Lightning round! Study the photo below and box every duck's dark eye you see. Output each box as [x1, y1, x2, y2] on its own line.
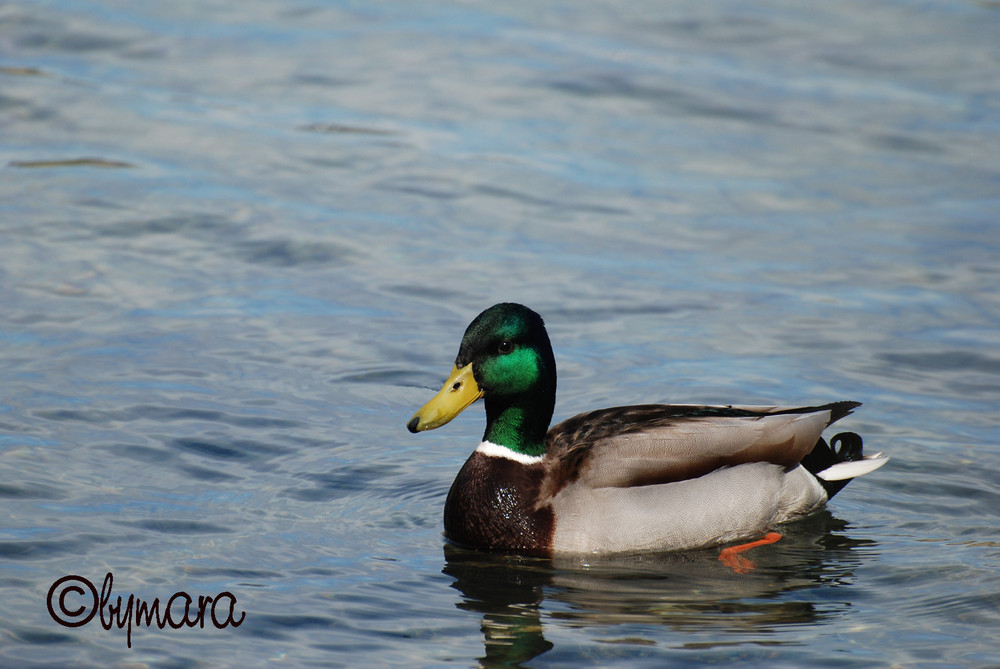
[497, 341, 513, 354]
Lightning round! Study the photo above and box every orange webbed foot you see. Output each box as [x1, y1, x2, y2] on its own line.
[718, 531, 782, 574]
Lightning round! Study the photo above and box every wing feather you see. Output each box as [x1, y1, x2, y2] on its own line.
[543, 403, 858, 493]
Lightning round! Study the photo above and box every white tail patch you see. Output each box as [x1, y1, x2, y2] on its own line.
[817, 453, 889, 481]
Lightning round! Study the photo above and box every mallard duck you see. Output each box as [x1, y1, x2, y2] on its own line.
[407, 303, 888, 558]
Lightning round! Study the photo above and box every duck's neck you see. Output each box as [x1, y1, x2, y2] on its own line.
[482, 393, 553, 457]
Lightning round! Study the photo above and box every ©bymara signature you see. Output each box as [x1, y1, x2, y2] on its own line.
[47, 572, 245, 648]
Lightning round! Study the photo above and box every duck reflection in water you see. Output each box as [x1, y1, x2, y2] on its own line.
[442, 511, 877, 667]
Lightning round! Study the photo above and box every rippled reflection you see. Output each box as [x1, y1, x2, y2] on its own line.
[444, 511, 875, 666]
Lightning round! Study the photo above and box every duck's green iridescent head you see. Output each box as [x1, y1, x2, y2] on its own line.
[407, 303, 557, 456]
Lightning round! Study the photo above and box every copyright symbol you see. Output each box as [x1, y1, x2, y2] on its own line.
[47, 575, 98, 627]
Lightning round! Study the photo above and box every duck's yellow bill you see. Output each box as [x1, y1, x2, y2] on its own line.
[407, 363, 483, 433]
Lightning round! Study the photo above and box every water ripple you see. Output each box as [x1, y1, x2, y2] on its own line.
[34, 405, 300, 430]
[118, 520, 234, 534]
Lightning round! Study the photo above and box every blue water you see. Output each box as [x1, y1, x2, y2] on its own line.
[2, 1, 1000, 666]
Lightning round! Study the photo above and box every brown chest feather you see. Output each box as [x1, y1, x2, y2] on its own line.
[443, 452, 554, 556]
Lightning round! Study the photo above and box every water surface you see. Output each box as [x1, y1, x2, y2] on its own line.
[2, 1, 999, 667]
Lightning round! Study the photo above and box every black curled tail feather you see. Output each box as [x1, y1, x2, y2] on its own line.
[801, 431, 864, 499]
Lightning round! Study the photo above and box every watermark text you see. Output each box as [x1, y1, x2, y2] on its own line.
[47, 573, 245, 648]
